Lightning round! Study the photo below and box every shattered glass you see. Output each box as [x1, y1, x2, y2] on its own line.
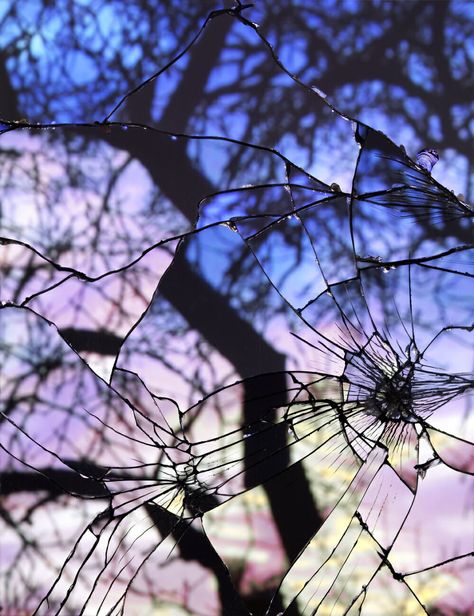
[1, 2, 473, 615]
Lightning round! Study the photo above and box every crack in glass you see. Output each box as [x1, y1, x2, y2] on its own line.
[0, 2, 473, 615]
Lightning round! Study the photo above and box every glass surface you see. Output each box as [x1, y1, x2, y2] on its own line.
[1, 2, 473, 615]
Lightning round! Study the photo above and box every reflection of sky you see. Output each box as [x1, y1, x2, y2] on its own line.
[3, 243, 472, 605]
[1, 3, 473, 614]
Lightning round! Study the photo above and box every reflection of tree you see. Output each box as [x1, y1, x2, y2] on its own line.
[0, 2, 473, 614]
[257, 2, 472, 156]
[2, 1, 472, 178]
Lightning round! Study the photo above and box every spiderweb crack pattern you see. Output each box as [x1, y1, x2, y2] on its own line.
[0, 2, 473, 615]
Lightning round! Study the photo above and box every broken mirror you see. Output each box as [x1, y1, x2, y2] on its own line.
[1, 1, 473, 615]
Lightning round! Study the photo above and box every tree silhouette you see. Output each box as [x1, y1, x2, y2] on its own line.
[1, 1, 473, 614]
